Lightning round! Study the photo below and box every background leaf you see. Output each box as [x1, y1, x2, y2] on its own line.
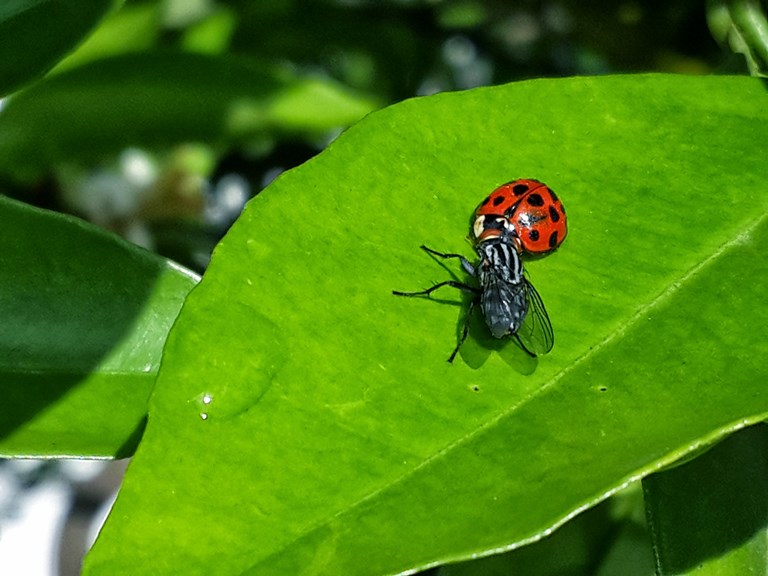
[0, 51, 380, 182]
[49, 2, 161, 73]
[438, 487, 654, 576]
[0, 0, 114, 96]
[0, 195, 199, 457]
[84, 74, 768, 575]
[643, 424, 768, 575]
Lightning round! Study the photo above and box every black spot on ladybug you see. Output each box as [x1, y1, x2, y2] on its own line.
[529, 229, 540, 242]
[493, 195, 505, 206]
[512, 184, 529, 196]
[481, 195, 491, 206]
[548, 231, 559, 249]
[547, 187, 560, 203]
[526, 193, 544, 207]
[549, 205, 560, 222]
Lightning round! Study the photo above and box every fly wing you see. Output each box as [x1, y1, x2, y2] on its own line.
[515, 277, 554, 356]
[480, 273, 527, 340]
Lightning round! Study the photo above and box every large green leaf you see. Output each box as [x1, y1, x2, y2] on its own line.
[0, 0, 114, 97]
[0, 51, 380, 181]
[84, 75, 768, 574]
[0, 195, 198, 457]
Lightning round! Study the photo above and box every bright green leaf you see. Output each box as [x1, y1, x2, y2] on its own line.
[0, 0, 114, 96]
[181, 7, 237, 55]
[643, 424, 768, 575]
[0, 195, 199, 457]
[0, 52, 381, 182]
[49, 3, 161, 74]
[85, 75, 768, 575]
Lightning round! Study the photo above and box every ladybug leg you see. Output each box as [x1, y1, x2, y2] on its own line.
[448, 298, 477, 363]
[419, 245, 476, 277]
[392, 280, 479, 298]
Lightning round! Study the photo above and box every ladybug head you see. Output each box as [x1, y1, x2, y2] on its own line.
[472, 215, 522, 250]
[472, 214, 506, 242]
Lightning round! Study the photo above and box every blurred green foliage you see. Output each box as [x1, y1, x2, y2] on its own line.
[0, 0, 748, 271]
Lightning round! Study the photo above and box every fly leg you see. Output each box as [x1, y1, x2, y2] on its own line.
[393, 245, 477, 297]
[448, 298, 477, 363]
[393, 281, 480, 363]
[392, 280, 478, 298]
[420, 245, 476, 277]
[393, 245, 481, 363]
[393, 283, 479, 363]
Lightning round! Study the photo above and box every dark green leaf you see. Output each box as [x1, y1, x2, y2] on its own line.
[440, 485, 654, 575]
[0, 195, 198, 457]
[0, 0, 113, 96]
[0, 52, 380, 181]
[643, 425, 768, 575]
[85, 75, 768, 575]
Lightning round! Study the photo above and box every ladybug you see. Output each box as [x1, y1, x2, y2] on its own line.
[392, 229, 554, 362]
[472, 179, 567, 255]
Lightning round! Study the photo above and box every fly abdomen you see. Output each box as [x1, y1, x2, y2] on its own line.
[480, 274, 528, 338]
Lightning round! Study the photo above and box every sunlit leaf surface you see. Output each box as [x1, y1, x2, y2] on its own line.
[85, 74, 768, 575]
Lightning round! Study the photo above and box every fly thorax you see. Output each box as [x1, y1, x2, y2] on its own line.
[477, 239, 523, 285]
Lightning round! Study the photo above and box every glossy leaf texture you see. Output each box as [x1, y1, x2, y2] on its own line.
[643, 425, 768, 575]
[85, 75, 768, 575]
[0, 195, 199, 457]
[0, 0, 113, 97]
[0, 51, 380, 181]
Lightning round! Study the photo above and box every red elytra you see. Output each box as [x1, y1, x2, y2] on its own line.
[472, 179, 567, 254]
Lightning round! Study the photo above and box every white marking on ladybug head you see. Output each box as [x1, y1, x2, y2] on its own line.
[472, 215, 486, 239]
[474, 215, 513, 243]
